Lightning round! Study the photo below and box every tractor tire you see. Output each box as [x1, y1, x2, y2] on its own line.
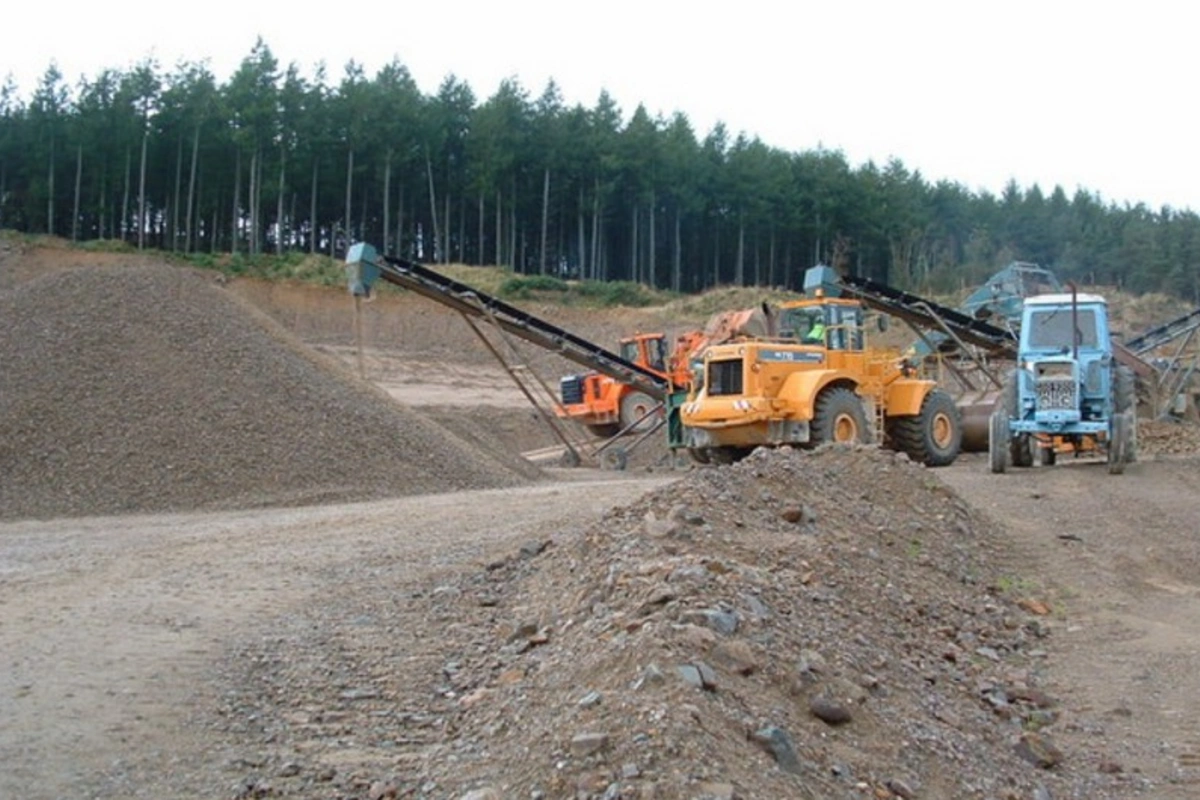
[1002, 368, 1020, 418]
[999, 369, 1033, 467]
[688, 447, 712, 465]
[1114, 365, 1136, 414]
[620, 391, 659, 432]
[988, 410, 1007, 473]
[889, 389, 962, 467]
[1010, 434, 1034, 467]
[1108, 411, 1130, 475]
[811, 387, 869, 446]
[1113, 366, 1138, 463]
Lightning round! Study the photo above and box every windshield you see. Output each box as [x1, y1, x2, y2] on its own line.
[1027, 308, 1099, 349]
[780, 308, 826, 342]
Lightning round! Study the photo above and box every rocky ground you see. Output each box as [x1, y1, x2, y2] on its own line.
[4, 238, 1200, 800]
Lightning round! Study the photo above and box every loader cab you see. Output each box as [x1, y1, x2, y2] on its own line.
[619, 333, 668, 374]
[778, 299, 865, 351]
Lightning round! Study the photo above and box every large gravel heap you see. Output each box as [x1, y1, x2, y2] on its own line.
[216, 446, 1145, 800]
[0, 264, 539, 520]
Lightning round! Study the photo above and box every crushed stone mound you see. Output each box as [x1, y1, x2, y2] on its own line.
[218, 446, 1135, 799]
[1138, 417, 1200, 456]
[0, 264, 540, 521]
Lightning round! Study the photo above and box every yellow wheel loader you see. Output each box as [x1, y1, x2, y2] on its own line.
[680, 278, 962, 467]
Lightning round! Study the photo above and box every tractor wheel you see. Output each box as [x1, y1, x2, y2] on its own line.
[688, 447, 712, 465]
[888, 389, 962, 467]
[1010, 434, 1034, 467]
[1000, 368, 1031, 467]
[1108, 412, 1130, 475]
[1113, 367, 1138, 463]
[811, 387, 869, 446]
[620, 391, 659, 432]
[988, 410, 1008, 473]
[586, 423, 621, 438]
[1114, 365, 1136, 414]
[1002, 368, 1020, 418]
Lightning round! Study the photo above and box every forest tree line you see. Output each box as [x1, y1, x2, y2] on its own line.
[2, 38, 1199, 300]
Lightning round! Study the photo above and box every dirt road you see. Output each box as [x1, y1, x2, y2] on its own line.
[0, 472, 675, 799]
[941, 452, 1200, 796]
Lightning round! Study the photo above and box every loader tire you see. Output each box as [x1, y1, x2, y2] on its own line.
[620, 391, 659, 432]
[889, 389, 962, 467]
[707, 446, 745, 465]
[812, 387, 869, 446]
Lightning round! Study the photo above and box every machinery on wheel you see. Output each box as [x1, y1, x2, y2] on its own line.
[679, 267, 963, 467]
[557, 331, 700, 436]
[988, 289, 1136, 474]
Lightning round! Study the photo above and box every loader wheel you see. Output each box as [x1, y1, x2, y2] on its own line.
[707, 446, 748, 465]
[988, 410, 1007, 473]
[688, 447, 712, 465]
[889, 389, 961, 467]
[812, 387, 869, 446]
[620, 391, 659, 432]
[1108, 411, 1130, 475]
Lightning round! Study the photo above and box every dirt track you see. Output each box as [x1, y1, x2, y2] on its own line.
[0, 473, 675, 799]
[941, 453, 1200, 797]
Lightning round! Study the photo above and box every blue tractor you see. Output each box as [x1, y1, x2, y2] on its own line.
[988, 290, 1136, 474]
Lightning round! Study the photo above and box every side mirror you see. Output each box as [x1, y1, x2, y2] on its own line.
[876, 316, 889, 333]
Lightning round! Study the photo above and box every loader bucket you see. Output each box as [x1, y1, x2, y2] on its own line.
[958, 391, 1002, 452]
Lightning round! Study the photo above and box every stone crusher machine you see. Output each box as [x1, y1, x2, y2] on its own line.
[343, 243, 680, 468]
[1121, 304, 1200, 418]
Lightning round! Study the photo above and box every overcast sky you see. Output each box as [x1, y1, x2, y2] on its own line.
[5, 1, 1197, 212]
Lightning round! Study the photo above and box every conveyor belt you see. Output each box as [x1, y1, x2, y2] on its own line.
[838, 274, 1017, 355]
[344, 243, 669, 400]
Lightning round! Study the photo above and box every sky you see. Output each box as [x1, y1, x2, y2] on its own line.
[5, 0, 1198, 213]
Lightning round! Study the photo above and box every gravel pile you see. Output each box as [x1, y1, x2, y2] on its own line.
[215, 446, 1142, 799]
[0, 264, 539, 521]
[1138, 417, 1200, 456]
